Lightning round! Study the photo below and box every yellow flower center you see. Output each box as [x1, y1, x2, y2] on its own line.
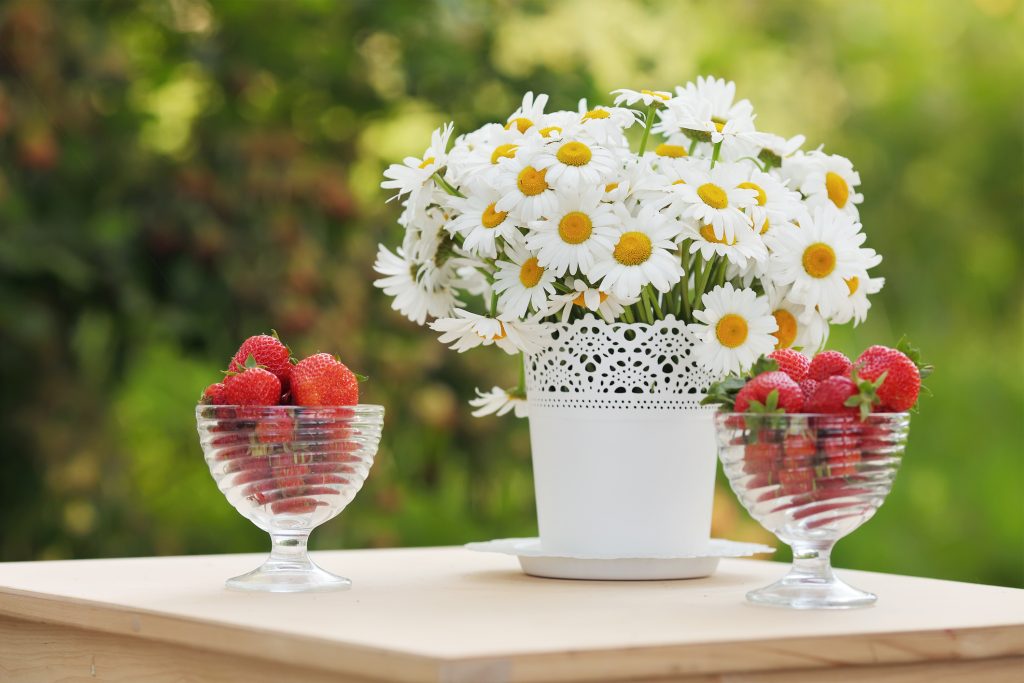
[759, 217, 770, 235]
[655, 143, 688, 158]
[699, 223, 736, 246]
[517, 166, 549, 196]
[505, 117, 533, 133]
[604, 182, 619, 192]
[582, 109, 610, 120]
[573, 291, 609, 307]
[825, 171, 849, 209]
[539, 126, 562, 138]
[418, 157, 435, 169]
[556, 141, 592, 166]
[672, 179, 686, 185]
[738, 181, 766, 206]
[772, 309, 797, 349]
[845, 276, 859, 295]
[697, 183, 729, 209]
[518, 257, 544, 288]
[711, 117, 726, 132]
[558, 211, 593, 244]
[490, 143, 518, 164]
[715, 313, 749, 348]
[802, 242, 837, 278]
[613, 231, 653, 266]
[481, 203, 508, 229]
[641, 89, 670, 100]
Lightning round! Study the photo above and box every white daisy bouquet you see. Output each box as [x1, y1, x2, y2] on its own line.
[376, 76, 883, 417]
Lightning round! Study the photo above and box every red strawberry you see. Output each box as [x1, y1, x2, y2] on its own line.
[798, 378, 818, 403]
[291, 353, 359, 406]
[229, 334, 292, 391]
[255, 414, 294, 444]
[744, 441, 781, 475]
[804, 375, 859, 414]
[223, 367, 281, 406]
[856, 345, 891, 369]
[768, 349, 810, 383]
[202, 382, 227, 405]
[824, 434, 862, 476]
[807, 351, 852, 381]
[778, 467, 815, 495]
[783, 433, 817, 468]
[271, 497, 321, 514]
[857, 347, 921, 412]
[734, 371, 804, 413]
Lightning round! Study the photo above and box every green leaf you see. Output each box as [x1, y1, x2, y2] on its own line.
[354, 373, 369, 383]
[896, 336, 935, 379]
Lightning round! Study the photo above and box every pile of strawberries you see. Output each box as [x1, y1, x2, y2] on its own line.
[201, 333, 360, 407]
[199, 334, 364, 515]
[707, 342, 930, 418]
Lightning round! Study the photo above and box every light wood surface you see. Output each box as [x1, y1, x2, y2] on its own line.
[0, 547, 1021, 682]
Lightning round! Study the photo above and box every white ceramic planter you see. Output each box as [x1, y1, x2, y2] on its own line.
[525, 315, 719, 558]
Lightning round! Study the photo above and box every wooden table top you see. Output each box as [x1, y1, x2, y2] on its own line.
[0, 546, 1022, 682]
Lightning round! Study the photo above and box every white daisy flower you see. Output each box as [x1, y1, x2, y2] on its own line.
[469, 387, 528, 418]
[447, 123, 525, 192]
[429, 310, 549, 354]
[493, 244, 557, 319]
[494, 150, 561, 223]
[740, 168, 803, 236]
[576, 100, 638, 145]
[380, 122, 454, 213]
[611, 88, 673, 108]
[766, 205, 879, 319]
[830, 270, 885, 326]
[447, 190, 523, 258]
[589, 207, 684, 299]
[373, 241, 458, 325]
[674, 76, 752, 124]
[764, 282, 829, 352]
[525, 187, 620, 276]
[505, 91, 549, 134]
[756, 133, 805, 169]
[532, 133, 619, 192]
[665, 162, 757, 242]
[545, 278, 638, 323]
[689, 283, 778, 376]
[680, 218, 767, 269]
[798, 151, 864, 217]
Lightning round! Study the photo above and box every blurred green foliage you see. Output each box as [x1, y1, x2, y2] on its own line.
[1, 0, 1021, 587]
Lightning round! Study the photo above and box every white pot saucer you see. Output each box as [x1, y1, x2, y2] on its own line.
[464, 538, 774, 581]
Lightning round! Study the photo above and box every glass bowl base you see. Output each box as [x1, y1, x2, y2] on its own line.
[747, 574, 876, 609]
[225, 561, 352, 593]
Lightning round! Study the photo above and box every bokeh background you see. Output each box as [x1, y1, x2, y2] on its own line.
[1, 0, 1021, 588]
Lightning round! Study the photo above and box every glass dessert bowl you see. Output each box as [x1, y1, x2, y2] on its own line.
[196, 404, 384, 592]
[715, 412, 909, 609]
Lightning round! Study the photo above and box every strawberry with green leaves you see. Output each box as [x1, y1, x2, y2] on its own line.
[734, 371, 804, 414]
[229, 332, 293, 392]
[856, 340, 927, 412]
[223, 357, 282, 406]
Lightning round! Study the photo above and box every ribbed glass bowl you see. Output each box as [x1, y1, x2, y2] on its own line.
[715, 412, 909, 609]
[196, 404, 384, 592]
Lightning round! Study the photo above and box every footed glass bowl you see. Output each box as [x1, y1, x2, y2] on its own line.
[196, 404, 384, 592]
[714, 412, 908, 609]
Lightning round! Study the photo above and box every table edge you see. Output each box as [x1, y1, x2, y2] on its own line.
[2, 584, 1023, 683]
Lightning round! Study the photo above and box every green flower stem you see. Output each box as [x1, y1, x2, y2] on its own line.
[646, 286, 664, 320]
[693, 254, 718, 310]
[637, 103, 657, 156]
[489, 290, 499, 317]
[680, 271, 692, 321]
[432, 171, 465, 198]
[621, 305, 635, 324]
[516, 353, 526, 395]
[688, 139, 698, 156]
[709, 140, 722, 170]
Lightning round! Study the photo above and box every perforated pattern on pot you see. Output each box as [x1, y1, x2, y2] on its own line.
[525, 315, 719, 411]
